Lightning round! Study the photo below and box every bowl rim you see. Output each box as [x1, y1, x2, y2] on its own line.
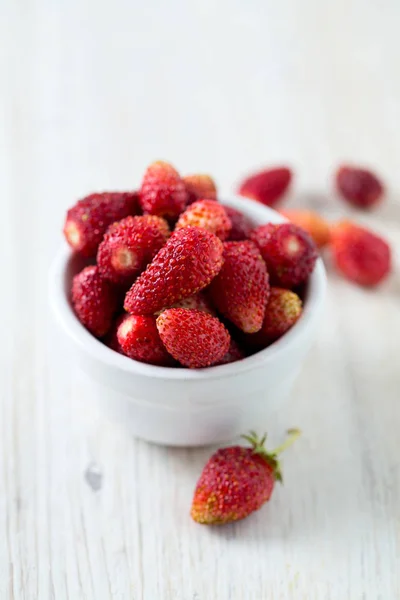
[49, 195, 327, 382]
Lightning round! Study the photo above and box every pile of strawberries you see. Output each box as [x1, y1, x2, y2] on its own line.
[64, 161, 320, 369]
[239, 164, 392, 287]
[64, 160, 392, 371]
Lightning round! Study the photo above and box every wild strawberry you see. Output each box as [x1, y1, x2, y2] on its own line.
[191, 429, 300, 524]
[176, 199, 232, 240]
[262, 287, 302, 340]
[251, 223, 317, 288]
[183, 174, 217, 205]
[238, 167, 292, 207]
[245, 288, 302, 349]
[64, 192, 139, 257]
[214, 339, 244, 366]
[117, 314, 174, 366]
[280, 209, 330, 248]
[71, 266, 118, 337]
[139, 161, 188, 219]
[335, 165, 384, 209]
[225, 206, 253, 241]
[97, 215, 169, 286]
[330, 221, 391, 287]
[156, 308, 230, 368]
[208, 241, 269, 333]
[124, 227, 224, 315]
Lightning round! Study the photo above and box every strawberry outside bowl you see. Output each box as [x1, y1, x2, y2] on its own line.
[49, 196, 326, 447]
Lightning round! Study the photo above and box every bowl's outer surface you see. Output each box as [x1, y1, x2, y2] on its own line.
[50, 196, 326, 445]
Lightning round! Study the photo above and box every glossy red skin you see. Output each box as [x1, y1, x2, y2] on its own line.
[183, 174, 217, 205]
[251, 223, 317, 288]
[124, 227, 224, 315]
[176, 199, 232, 241]
[117, 314, 174, 366]
[139, 161, 188, 219]
[225, 206, 253, 241]
[156, 308, 230, 368]
[191, 446, 275, 524]
[331, 221, 391, 287]
[336, 165, 384, 209]
[64, 191, 139, 257]
[238, 167, 292, 207]
[208, 241, 270, 333]
[71, 266, 118, 337]
[245, 287, 302, 349]
[97, 215, 169, 285]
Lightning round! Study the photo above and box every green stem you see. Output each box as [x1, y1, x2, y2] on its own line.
[270, 428, 301, 456]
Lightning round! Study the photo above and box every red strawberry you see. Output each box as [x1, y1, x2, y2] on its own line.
[183, 174, 217, 205]
[139, 161, 188, 219]
[71, 266, 118, 337]
[97, 215, 169, 285]
[238, 167, 292, 207]
[245, 287, 302, 349]
[280, 209, 330, 248]
[330, 221, 391, 287]
[156, 308, 230, 368]
[214, 339, 244, 366]
[176, 199, 232, 240]
[124, 227, 224, 315]
[64, 191, 139, 257]
[335, 165, 384, 209]
[191, 429, 300, 524]
[225, 206, 253, 241]
[208, 241, 269, 333]
[117, 314, 174, 366]
[251, 223, 317, 288]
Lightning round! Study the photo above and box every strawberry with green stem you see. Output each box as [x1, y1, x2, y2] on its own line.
[191, 429, 301, 525]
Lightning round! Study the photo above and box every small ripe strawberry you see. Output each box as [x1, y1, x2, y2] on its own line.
[64, 191, 139, 257]
[71, 266, 118, 337]
[97, 215, 169, 286]
[335, 165, 384, 209]
[238, 167, 292, 207]
[208, 241, 269, 333]
[124, 227, 224, 315]
[280, 209, 330, 248]
[139, 161, 188, 219]
[225, 206, 253, 241]
[261, 287, 302, 341]
[330, 221, 391, 287]
[245, 288, 302, 349]
[183, 174, 217, 205]
[191, 429, 300, 524]
[156, 309, 230, 368]
[214, 339, 244, 366]
[251, 223, 317, 288]
[176, 199, 232, 240]
[117, 314, 174, 366]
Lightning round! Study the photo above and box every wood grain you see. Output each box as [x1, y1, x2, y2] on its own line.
[1, 0, 400, 598]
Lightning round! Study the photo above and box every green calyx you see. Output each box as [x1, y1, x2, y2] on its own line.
[241, 428, 301, 483]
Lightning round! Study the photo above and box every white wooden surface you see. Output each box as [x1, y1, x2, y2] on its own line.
[1, 1, 400, 598]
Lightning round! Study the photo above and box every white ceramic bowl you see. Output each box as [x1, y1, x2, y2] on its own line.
[49, 196, 326, 446]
